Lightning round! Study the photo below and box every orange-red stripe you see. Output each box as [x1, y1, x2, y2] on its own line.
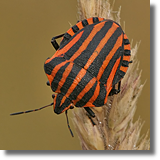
[60, 103, 73, 113]
[124, 44, 131, 50]
[45, 31, 84, 84]
[123, 55, 130, 61]
[60, 96, 67, 107]
[70, 21, 106, 61]
[104, 56, 121, 103]
[88, 81, 100, 104]
[119, 66, 128, 73]
[66, 68, 87, 96]
[61, 21, 106, 105]
[98, 17, 105, 21]
[84, 22, 119, 70]
[72, 78, 96, 104]
[60, 68, 87, 106]
[46, 61, 67, 85]
[46, 21, 108, 87]
[87, 17, 93, 24]
[97, 33, 123, 81]
[83, 102, 96, 108]
[76, 21, 84, 30]
[45, 31, 84, 64]
[53, 94, 57, 110]
[123, 34, 128, 39]
[67, 28, 75, 36]
[55, 62, 74, 93]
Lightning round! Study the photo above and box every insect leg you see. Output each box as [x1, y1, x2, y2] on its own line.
[51, 33, 64, 50]
[84, 107, 95, 117]
[117, 80, 121, 92]
[88, 115, 96, 125]
[109, 81, 121, 96]
[84, 107, 96, 125]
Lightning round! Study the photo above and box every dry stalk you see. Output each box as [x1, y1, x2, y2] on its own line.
[72, 0, 150, 150]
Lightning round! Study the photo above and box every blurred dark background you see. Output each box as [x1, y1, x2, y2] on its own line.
[0, 0, 150, 150]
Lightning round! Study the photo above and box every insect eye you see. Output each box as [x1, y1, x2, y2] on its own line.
[70, 105, 74, 109]
[52, 94, 55, 99]
[46, 81, 50, 86]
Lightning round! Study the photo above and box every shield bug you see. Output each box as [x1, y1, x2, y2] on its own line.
[10, 17, 131, 137]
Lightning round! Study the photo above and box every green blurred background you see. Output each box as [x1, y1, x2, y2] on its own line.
[0, 0, 150, 150]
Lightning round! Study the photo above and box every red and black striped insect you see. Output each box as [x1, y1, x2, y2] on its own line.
[11, 17, 131, 137]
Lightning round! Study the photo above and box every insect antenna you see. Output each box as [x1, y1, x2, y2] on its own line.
[10, 103, 54, 116]
[10, 103, 74, 137]
[65, 110, 74, 137]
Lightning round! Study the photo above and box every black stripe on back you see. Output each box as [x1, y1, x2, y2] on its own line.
[54, 93, 71, 114]
[44, 57, 65, 75]
[59, 27, 94, 60]
[82, 19, 89, 27]
[73, 20, 113, 69]
[93, 17, 99, 23]
[99, 46, 123, 85]
[72, 25, 79, 33]
[51, 62, 70, 92]
[114, 70, 125, 80]
[60, 17, 106, 49]
[123, 38, 130, 44]
[93, 83, 107, 107]
[112, 41, 131, 85]
[124, 50, 131, 56]
[60, 33, 72, 45]
[69, 70, 93, 101]
[87, 26, 122, 79]
[55, 94, 63, 110]
[75, 80, 97, 107]
[112, 43, 126, 86]
[60, 63, 82, 95]
[122, 60, 129, 67]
